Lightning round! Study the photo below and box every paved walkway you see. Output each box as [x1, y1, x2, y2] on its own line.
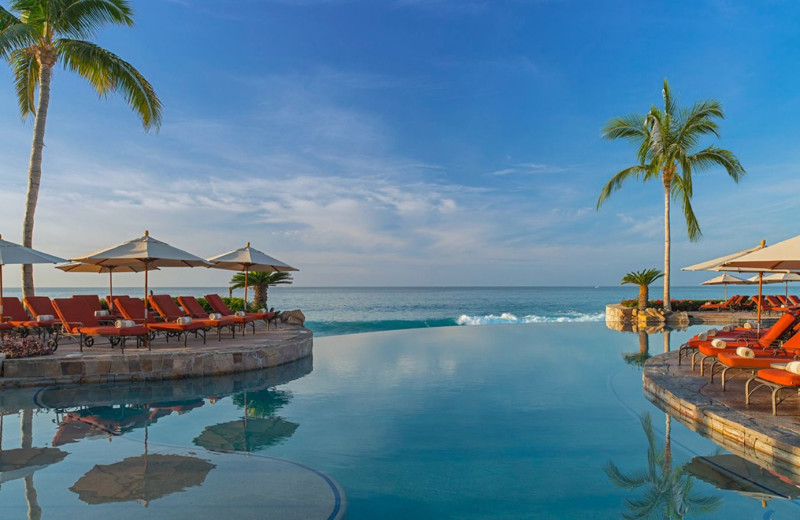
[644, 350, 800, 481]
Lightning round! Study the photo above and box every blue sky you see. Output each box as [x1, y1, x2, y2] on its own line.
[2, 0, 800, 287]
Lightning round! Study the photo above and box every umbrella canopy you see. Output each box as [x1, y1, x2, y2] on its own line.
[70, 453, 215, 506]
[0, 446, 68, 484]
[720, 234, 800, 271]
[701, 273, 751, 299]
[193, 416, 298, 453]
[757, 272, 800, 298]
[70, 231, 209, 340]
[206, 242, 297, 308]
[0, 235, 66, 318]
[685, 454, 800, 503]
[56, 262, 157, 312]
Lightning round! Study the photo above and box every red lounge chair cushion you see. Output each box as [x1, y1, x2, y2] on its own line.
[757, 368, 800, 386]
[717, 351, 792, 367]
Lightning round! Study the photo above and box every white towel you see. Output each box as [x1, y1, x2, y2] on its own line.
[697, 333, 708, 341]
[258, 308, 267, 314]
[208, 313, 222, 321]
[736, 347, 755, 358]
[721, 325, 733, 332]
[176, 317, 193, 325]
[36, 314, 54, 322]
[707, 328, 717, 337]
[743, 322, 753, 329]
[711, 338, 727, 349]
[785, 361, 800, 375]
[235, 311, 246, 318]
[94, 310, 110, 317]
[115, 319, 136, 328]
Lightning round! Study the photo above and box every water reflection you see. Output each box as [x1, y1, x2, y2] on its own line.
[605, 413, 722, 519]
[0, 357, 313, 516]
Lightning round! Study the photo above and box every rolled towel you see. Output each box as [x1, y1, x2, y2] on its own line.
[785, 361, 800, 375]
[176, 316, 193, 325]
[736, 347, 755, 358]
[258, 308, 267, 314]
[207, 313, 222, 320]
[710, 338, 727, 349]
[235, 311, 246, 317]
[36, 314, 54, 322]
[115, 319, 136, 328]
[707, 328, 717, 337]
[721, 325, 733, 332]
[697, 333, 708, 341]
[94, 310, 110, 317]
[743, 322, 753, 329]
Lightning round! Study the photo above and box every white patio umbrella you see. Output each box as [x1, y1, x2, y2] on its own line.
[206, 242, 297, 309]
[69, 231, 209, 324]
[751, 272, 800, 298]
[700, 273, 750, 299]
[0, 235, 65, 319]
[56, 263, 158, 312]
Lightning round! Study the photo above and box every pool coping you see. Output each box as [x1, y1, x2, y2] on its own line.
[643, 350, 800, 479]
[0, 324, 313, 389]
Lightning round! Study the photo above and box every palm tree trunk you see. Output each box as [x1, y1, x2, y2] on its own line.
[638, 285, 648, 310]
[22, 64, 55, 299]
[662, 177, 672, 312]
[252, 285, 266, 309]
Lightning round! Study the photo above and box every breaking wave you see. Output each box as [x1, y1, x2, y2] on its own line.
[456, 312, 605, 326]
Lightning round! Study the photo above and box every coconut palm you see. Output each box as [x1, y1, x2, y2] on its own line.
[605, 413, 721, 519]
[598, 80, 745, 313]
[229, 271, 293, 310]
[0, 0, 162, 297]
[621, 268, 664, 311]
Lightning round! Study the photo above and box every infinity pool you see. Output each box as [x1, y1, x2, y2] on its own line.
[1, 323, 799, 519]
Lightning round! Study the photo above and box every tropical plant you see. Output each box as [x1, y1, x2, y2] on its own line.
[605, 413, 721, 519]
[0, 0, 162, 297]
[598, 79, 745, 312]
[621, 268, 664, 310]
[229, 271, 293, 309]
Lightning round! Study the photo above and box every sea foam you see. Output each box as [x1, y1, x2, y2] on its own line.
[456, 312, 604, 326]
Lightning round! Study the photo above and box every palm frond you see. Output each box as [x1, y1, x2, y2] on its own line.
[0, 17, 37, 59]
[596, 165, 649, 209]
[678, 183, 702, 241]
[604, 462, 652, 490]
[57, 0, 133, 39]
[688, 146, 746, 182]
[56, 38, 162, 130]
[602, 113, 647, 142]
[662, 78, 676, 117]
[10, 48, 38, 116]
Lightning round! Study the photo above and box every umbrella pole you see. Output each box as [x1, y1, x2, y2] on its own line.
[144, 264, 150, 350]
[0, 265, 4, 322]
[724, 284, 728, 300]
[244, 268, 249, 312]
[109, 271, 114, 312]
[758, 272, 763, 330]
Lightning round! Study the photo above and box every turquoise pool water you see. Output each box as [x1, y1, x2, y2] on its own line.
[1, 323, 799, 518]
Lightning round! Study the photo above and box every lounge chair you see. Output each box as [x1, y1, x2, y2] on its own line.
[24, 296, 63, 327]
[790, 295, 800, 307]
[1, 296, 58, 340]
[51, 298, 147, 352]
[746, 366, 800, 415]
[114, 296, 206, 348]
[177, 296, 238, 339]
[149, 294, 235, 341]
[205, 294, 272, 331]
[700, 296, 737, 311]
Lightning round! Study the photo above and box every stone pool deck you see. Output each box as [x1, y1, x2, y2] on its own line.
[0, 321, 312, 389]
[644, 350, 800, 480]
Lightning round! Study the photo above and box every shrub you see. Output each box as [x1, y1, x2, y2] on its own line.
[620, 299, 708, 311]
[1, 334, 53, 359]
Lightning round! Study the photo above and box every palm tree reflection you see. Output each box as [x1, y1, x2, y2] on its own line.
[605, 413, 721, 519]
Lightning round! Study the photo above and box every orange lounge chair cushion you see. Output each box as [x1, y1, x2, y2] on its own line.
[79, 325, 148, 336]
[757, 368, 800, 386]
[717, 351, 793, 368]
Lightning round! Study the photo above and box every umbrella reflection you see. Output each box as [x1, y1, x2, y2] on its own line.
[0, 446, 67, 484]
[70, 453, 214, 506]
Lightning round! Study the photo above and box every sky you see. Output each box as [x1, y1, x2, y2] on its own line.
[2, 0, 800, 288]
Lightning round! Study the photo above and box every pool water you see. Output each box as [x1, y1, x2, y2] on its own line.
[1, 323, 799, 519]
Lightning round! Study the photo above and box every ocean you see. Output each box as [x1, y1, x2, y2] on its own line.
[4, 285, 779, 337]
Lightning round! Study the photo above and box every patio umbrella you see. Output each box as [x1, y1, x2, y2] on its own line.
[0, 235, 65, 320]
[56, 262, 157, 312]
[760, 272, 800, 298]
[206, 242, 297, 309]
[700, 273, 751, 299]
[193, 416, 298, 453]
[0, 446, 68, 484]
[69, 231, 209, 342]
[70, 453, 214, 505]
[685, 454, 800, 503]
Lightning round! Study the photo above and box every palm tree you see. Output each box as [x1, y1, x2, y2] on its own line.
[598, 80, 745, 313]
[621, 268, 664, 311]
[0, 0, 162, 298]
[605, 413, 721, 519]
[229, 271, 294, 310]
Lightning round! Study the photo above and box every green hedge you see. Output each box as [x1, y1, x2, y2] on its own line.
[620, 299, 713, 311]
